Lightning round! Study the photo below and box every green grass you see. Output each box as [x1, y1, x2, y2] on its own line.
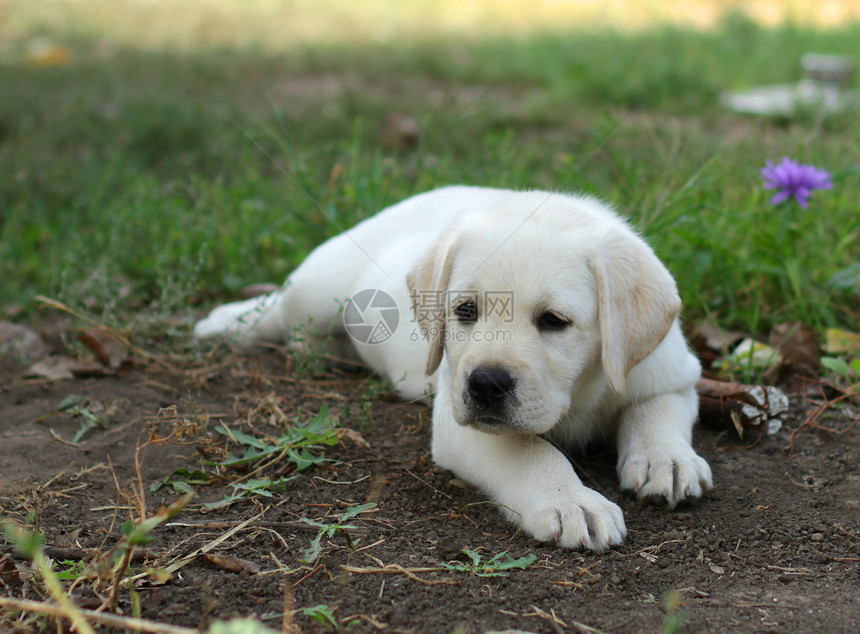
[2, 4, 859, 335]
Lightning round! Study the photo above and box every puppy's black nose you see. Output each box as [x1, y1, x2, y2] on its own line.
[467, 366, 515, 408]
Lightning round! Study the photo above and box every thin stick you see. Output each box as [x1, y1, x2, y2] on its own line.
[282, 582, 298, 634]
[126, 510, 266, 584]
[0, 597, 196, 634]
[340, 564, 454, 585]
[790, 386, 860, 452]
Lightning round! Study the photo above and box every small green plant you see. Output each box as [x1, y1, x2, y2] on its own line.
[150, 467, 210, 496]
[214, 406, 341, 471]
[152, 408, 341, 509]
[297, 604, 338, 630]
[34, 395, 108, 443]
[441, 549, 537, 577]
[2, 494, 189, 631]
[110, 493, 193, 609]
[288, 319, 331, 378]
[299, 503, 376, 564]
[821, 356, 860, 389]
[661, 590, 688, 634]
[3, 522, 96, 634]
[204, 476, 296, 510]
[55, 559, 89, 581]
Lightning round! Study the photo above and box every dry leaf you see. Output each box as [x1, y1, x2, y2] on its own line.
[78, 328, 130, 369]
[767, 321, 821, 383]
[26, 356, 117, 380]
[202, 553, 261, 575]
[341, 428, 370, 449]
[0, 554, 21, 586]
[692, 322, 745, 353]
[26, 356, 79, 380]
[825, 328, 860, 355]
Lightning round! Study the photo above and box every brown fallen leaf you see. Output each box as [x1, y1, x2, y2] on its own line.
[690, 322, 745, 368]
[26, 355, 118, 380]
[692, 322, 746, 353]
[341, 428, 370, 449]
[78, 328, 131, 369]
[697, 377, 789, 436]
[201, 553, 261, 575]
[0, 554, 21, 586]
[26, 355, 79, 380]
[767, 321, 821, 385]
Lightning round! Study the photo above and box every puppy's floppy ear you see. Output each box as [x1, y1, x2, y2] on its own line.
[407, 230, 460, 375]
[588, 232, 681, 395]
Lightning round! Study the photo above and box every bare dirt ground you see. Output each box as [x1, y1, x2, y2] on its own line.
[1, 323, 859, 633]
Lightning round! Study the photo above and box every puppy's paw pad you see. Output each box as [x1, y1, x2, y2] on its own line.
[619, 446, 712, 509]
[518, 490, 626, 551]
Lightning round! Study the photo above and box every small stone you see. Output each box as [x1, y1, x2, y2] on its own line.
[810, 533, 825, 542]
[0, 321, 49, 362]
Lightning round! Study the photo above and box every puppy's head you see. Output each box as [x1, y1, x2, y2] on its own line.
[407, 193, 680, 435]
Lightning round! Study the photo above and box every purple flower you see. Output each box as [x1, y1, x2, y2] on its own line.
[761, 157, 833, 208]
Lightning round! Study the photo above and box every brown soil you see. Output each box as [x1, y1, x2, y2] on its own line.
[1, 336, 859, 633]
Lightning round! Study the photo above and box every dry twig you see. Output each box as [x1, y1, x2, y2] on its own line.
[0, 597, 196, 634]
[340, 563, 455, 585]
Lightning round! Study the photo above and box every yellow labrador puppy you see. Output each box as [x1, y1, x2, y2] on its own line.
[195, 186, 712, 550]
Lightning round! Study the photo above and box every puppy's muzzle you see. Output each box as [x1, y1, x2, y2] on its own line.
[466, 366, 516, 412]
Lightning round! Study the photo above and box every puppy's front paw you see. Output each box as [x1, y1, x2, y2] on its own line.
[618, 444, 712, 509]
[513, 488, 626, 551]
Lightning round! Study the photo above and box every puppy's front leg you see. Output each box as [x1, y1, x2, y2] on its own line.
[432, 401, 626, 551]
[616, 389, 713, 508]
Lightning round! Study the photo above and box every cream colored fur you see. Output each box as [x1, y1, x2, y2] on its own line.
[194, 186, 712, 550]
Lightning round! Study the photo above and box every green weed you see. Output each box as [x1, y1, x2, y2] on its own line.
[214, 406, 340, 471]
[821, 341, 860, 391]
[2, 492, 190, 629]
[151, 468, 210, 497]
[441, 549, 537, 577]
[296, 604, 338, 630]
[662, 590, 689, 634]
[153, 407, 343, 508]
[1, 3, 858, 341]
[299, 503, 377, 564]
[43, 395, 107, 443]
[204, 477, 296, 511]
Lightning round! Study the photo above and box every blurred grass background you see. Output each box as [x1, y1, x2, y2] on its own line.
[1, 0, 859, 334]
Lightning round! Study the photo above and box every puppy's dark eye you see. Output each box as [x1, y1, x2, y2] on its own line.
[537, 311, 570, 332]
[454, 301, 478, 324]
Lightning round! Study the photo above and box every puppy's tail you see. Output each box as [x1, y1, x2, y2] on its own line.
[193, 292, 284, 348]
